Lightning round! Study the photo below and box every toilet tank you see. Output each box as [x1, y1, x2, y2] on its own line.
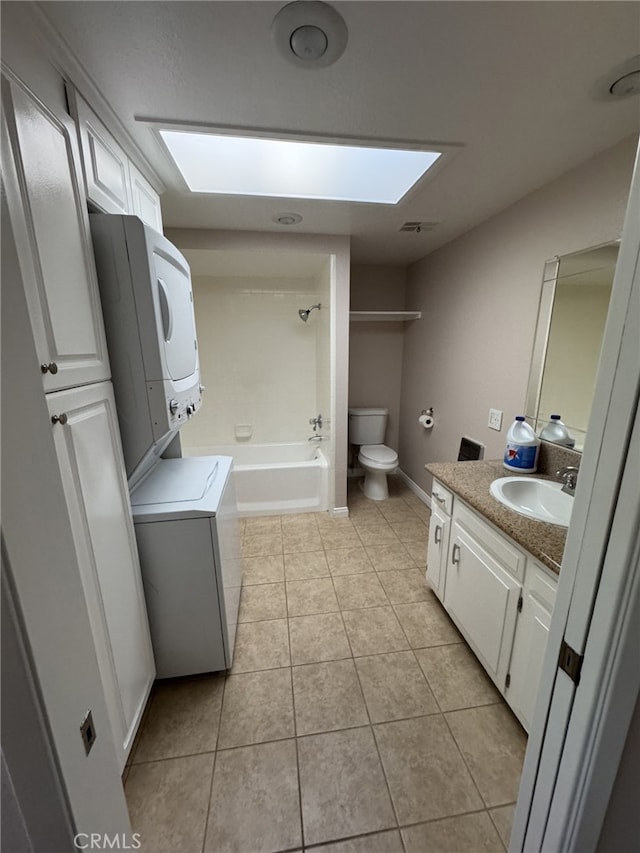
[348, 407, 389, 444]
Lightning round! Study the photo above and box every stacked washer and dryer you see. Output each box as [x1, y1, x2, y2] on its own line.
[91, 215, 242, 677]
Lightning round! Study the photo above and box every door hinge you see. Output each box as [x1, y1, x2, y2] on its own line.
[505, 673, 511, 690]
[517, 594, 523, 613]
[558, 639, 584, 685]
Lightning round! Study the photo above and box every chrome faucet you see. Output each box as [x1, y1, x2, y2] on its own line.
[308, 434, 327, 442]
[309, 414, 323, 431]
[556, 466, 579, 496]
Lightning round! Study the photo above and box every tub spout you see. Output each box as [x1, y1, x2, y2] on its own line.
[308, 434, 327, 441]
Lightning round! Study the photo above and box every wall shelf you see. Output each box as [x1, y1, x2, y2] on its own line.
[349, 311, 421, 322]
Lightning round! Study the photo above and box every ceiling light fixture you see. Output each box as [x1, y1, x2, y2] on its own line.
[272, 1, 348, 69]
[273, 213, 303, 225]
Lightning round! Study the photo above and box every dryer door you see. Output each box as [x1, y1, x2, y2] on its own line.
[153, 249, 198, 381]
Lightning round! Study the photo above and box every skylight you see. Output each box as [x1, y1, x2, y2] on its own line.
[159, 130, 441, 204]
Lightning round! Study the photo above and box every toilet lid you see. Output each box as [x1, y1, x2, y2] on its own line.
[360, 444, 398, 465]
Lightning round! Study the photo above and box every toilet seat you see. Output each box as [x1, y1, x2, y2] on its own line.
[359, 444, 398, 469]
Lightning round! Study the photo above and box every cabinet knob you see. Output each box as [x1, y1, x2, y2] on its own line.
[41, 362, 59, 375]
[51, 413, 68, 425]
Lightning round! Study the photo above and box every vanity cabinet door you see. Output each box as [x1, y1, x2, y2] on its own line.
[426, 502, 450, 601]
[1, 73, 110, 391]
[505, 560, 558, 732]
[444, 522, 522, 691]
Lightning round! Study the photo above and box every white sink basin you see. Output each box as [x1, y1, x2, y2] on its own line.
[490, 477, 573, 527]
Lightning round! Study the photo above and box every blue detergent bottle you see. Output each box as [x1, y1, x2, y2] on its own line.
[504, 416, 540, 473]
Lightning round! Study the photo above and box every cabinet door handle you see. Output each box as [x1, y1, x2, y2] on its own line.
[433, 493, 446, 506]
[434, 524, 442, 545]
[451, 543, 461, 565]
[51, 413, 68, 425]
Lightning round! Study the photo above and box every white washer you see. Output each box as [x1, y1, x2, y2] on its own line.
[130, 456, 243, 677]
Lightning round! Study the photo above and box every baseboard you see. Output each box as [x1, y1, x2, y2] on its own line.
[396, 469, 431, 508]
[331, 506, 350, 518]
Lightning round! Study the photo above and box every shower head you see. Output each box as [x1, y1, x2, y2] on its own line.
[298, 303, 321, 323]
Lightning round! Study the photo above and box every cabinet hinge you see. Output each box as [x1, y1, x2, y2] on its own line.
[505, 673, 511, 690]
[517, 594, 523, 613]
[558, 639, 584, 685]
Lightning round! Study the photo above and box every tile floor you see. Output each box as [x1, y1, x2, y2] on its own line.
[124, 476, 527, 853]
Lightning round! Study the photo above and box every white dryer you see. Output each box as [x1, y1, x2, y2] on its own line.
[130, 456, 243, 677]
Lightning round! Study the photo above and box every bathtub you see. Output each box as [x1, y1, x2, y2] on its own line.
[183, 442, 329, 516]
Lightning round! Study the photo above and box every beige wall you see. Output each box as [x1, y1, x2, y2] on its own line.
[399, 135, 637, 494]
[349, 265, 407, 452]
[167, 228, 350, 510]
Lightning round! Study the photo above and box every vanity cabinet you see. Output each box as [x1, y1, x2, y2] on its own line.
[426, 482, 453, 601]
[430, 477, 558, 732]
[69, 89, 163, 232]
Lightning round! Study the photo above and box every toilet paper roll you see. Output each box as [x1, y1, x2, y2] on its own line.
[418, 414, 434, 429]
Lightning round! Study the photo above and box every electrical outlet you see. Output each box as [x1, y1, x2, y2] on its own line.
[488, 408, 503, 431]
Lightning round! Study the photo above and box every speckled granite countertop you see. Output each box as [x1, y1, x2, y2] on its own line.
[425, 460, 566, 575]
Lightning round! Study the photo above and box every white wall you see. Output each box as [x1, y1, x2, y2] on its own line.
[398, 135, 637, 493]
[168, 229, 350, 510]
[349, 265, 407, 452]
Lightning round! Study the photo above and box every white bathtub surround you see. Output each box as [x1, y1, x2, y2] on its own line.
[184, 443, 329, 516]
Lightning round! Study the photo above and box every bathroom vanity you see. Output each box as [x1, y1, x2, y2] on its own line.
[426, 460, 566, 732]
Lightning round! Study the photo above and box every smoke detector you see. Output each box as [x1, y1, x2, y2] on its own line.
[272, 1, 348, 69]
[593, 55, 640, 100]
[273, 212, 303, 225]
[399, 221, 440, 233]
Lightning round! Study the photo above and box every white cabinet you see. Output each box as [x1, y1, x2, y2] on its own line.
[69, 89, 163, 232]
[1, 72, 110, 391]
[506, 559, 558, 731]
[426, 482, 453, 601]
[47, 382, 155, 769]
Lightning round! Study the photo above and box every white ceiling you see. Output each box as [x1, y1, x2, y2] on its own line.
[37, 1, 640, 265]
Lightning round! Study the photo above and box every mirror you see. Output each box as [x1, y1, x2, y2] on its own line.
[525, 242, 619, 451]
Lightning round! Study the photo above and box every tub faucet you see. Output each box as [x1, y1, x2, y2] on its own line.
[556, 466, 579, 496]
[308, 434, 327, 442]
[309, 414, 323, 431]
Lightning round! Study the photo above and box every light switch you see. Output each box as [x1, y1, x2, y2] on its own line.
[488, 408, 503, 431]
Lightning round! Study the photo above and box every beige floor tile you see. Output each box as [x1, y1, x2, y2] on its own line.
[315, 513, 356, 528]
[342, 606, 409, 657]
[231, 619, 290, 673]
[205, 739, 301, 853]
[311, 829, 404, 853]
[284, 549, 329, 580]
[356, 523, 399, 547]
[293, 659, 369, 735]
[238, 582, 287, 622]
[289, 612, 352, 665]
[348, 506, 385, 526]
[244, 516, 282, 535]
[242, 532, 283, 557]
[217, 669, 294, 749]
[286, 577, 339, 617]
[490, 803, 516, 848]
[404, 541, 428, 566]
[394, 600, 461, 648]
[374, 715, 483, 825]
[281, 512, 319, 529]
[242, 554, 285, 585]
[415, 643, 501, 711]
[377, 568, 430, 604]
[409, 503, 431, 523]
[364, 542, 416, 571]
[320, 526, 362, 549]
[298, 726, 396, 846]
[401, 812, 504, 853]
[325, 546, 374, 576]
[390, 519, 428, 543]
[132, 676, 223, 763]
[333, 573, 389, 609]
[379, 502, 423, 523]
[126, 753, 213, 853]
[283, 527, 324, 553]
[445, 704, 527, 807]
[354, 651, 439, 723]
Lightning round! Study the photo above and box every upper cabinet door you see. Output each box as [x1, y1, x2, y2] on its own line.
[1, 72, 110, 391]
[69, 90, 132, 215]
[129, 161, 163, 233]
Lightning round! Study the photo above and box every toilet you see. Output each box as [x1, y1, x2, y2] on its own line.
[348, 407, 399, 501]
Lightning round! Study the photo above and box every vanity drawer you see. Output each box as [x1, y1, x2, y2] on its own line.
[431, 481, 453, 515]
[453, 501, 526, 582]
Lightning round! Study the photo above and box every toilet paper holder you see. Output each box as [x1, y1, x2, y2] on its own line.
[418, 407, 435, 430]
[421, 408, 434, 417]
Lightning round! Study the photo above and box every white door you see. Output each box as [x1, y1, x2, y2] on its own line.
[445, 523, 522, 690]
[426, 502, 449, 600]
[47, 381, 155, 770]
[1, 70, 110, 391]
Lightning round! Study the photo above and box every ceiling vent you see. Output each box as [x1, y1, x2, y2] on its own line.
[399, 221, 439, 233]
